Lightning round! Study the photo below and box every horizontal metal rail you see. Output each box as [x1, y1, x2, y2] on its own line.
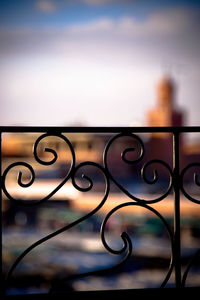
[0, 126, 200, 133]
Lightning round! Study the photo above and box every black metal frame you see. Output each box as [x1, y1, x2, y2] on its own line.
[1, 126, 200, 295]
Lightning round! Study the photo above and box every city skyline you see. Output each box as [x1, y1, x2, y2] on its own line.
[0, 0, 200, 127]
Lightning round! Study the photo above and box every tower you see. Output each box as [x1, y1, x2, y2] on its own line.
[147, 76, 183, 131]
[146, 76, 184, 168]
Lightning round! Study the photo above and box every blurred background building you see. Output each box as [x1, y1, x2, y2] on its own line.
[2, 75, 199, 170]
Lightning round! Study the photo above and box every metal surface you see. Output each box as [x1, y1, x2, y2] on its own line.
[1, 126, 200, 294]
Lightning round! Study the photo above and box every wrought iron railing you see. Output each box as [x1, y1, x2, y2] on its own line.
[1, 126, 200, 295]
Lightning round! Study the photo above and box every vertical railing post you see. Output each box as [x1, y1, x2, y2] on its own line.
[0, 131, 2, 296]
[173, 130, 181, 288]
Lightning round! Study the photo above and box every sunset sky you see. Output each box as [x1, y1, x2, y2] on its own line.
[0, 0, 200, 127]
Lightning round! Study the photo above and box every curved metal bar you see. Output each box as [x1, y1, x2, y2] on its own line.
[71, 162, 95, 193]
[180, 162, 200, 204]
[4, 161, 110, 291]
[141, 159, 173, 204]
[2, 133, 76, 205]
[104, 132, 144, 165]
[103, 133, 144, 204]
[101, 201, 174, 288]
[181, 249, 200, 287]
[2, 162, 35, 204]
[104, 133, 173, 204]
[49, 232, 132, 294]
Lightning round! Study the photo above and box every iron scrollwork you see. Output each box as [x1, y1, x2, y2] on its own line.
[2, 133, 110, 291]
[1, 128, 200, 293]
[104, 133, 173, 204]
[2, 133, 76, 205]
[179, 162, 200, 287]
[180, 162, 200, 204]
[100, 201, 174, 288]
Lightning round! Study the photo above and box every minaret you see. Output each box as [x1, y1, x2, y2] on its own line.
[157, 76, 174, 110]
[147, 76, 183, 136]
[146, 76, 184, 167]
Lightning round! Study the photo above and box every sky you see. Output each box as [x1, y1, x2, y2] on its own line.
[0, 0, 200, 127]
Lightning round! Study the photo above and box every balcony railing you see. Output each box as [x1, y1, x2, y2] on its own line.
[1, 126, 200, 295]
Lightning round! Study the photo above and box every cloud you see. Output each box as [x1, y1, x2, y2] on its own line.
[65, 6, 199, 39]
[35, 0, 125, 14]
[0, 5, 199, 80]
[1, 6, 199, 60]
[82, 0, 127, 5]
[36, 0, 57, 13]
[36, 0, 130, 11]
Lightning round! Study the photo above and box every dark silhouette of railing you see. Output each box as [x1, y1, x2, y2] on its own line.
[1, 126, 200, 296]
